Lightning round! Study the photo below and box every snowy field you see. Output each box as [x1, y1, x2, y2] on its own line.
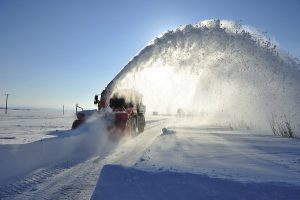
[0, 114, 300, 199]
[0, 109, 75, 144]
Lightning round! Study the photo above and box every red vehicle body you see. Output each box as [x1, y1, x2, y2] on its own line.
[72, 89, 146, 138]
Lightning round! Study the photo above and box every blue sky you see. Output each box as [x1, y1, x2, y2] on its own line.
[0, 0, 299, 110]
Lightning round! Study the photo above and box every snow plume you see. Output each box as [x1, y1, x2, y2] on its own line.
[108, 19, 300, 130]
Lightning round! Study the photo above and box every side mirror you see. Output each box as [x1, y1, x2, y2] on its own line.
[94, 95, 99, 104]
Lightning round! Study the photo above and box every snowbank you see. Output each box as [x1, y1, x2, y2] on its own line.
[0, 116, 111, 184]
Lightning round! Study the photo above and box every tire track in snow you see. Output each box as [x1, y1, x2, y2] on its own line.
[0, 156, 86, 199]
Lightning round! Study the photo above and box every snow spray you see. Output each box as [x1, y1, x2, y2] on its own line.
[106, 19, 300, 130]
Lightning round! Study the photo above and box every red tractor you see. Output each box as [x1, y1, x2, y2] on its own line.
[72, 89, 146, 138]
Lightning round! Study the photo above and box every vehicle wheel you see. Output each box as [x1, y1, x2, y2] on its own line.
[72, 119, 82, 129]
[130, 115, 137, 136]
[137, 114, 145, 133]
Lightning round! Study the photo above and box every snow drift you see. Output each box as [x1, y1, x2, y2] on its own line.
[0, 116, 113, 184]
[106, 19, 300, 130]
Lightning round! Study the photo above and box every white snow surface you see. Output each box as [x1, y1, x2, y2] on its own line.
[92, 118, 300, 200]
[0, 109, 74, 144]
[0, 112, 300, 199]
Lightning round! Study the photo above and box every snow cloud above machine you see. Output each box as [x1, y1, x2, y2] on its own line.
[108, 19, 300, 129]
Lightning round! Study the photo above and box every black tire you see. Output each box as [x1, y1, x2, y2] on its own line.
[130, 115, 137, 136]
[72, 119, 82, 129]
[137, 114, 145, 133]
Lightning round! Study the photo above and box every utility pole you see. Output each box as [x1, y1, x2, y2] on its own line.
[4, 93, 9, 114]
[63, 104, 65, 115]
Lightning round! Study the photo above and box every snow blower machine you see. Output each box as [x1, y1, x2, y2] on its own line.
[72, 88, 146, 138]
